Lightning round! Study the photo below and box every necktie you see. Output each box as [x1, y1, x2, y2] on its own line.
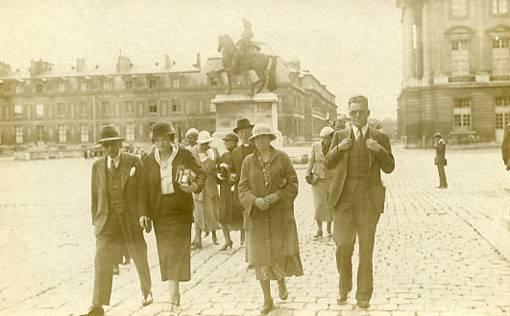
[357, 128, 363, 141]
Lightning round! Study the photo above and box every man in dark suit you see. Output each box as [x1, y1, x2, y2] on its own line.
[326, 96, 395, 309]
[231, 118, 254, 261]
[502, 123, 510, 171]
[82, 126, 153, 316]
[434, 132, 448, 188]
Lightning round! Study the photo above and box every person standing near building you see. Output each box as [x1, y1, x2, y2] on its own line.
[306, 126, 335, 238]
[231, 118, 255, 258]
[217, 132, 242, 250]
[238, 123, 303, 315]
[82, 125, 152, 316]
[138, 122, 205, 314]
[326, 95, 395, 309]
[502, 123, 510, 171]
[434, 132, 448, 189]
[183, 128, 199, 148]
[189, 131, 221, 249]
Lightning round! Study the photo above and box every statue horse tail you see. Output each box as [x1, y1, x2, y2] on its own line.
[267, 56, 277, 91]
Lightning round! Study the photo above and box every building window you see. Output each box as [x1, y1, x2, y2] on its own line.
[57, 103, 66, 116]
[125, 101, 134, 113]
[496, 97, 510, 106]
[125, 81, 133, 89]
[492, 37, 510, 75]
[451, 40, 470, 75]
[450, 0, 468, 17]
[453, 98, 472, 129]
[172, 79, 180, 89]
[36, 84, 43, 93]
[14, 104, 23, 115]
[102, 101, 111, 115]
[149, 79, 157, 89]
[171, 99, 180, 112]
[15, 126, 23, 144]
[36, 125, 44, 142]
[58, 125, 67, 143]
[148, 100, 158, 114]
[492, 0, 508, 14]
[126, 123, 135, 141]
[80, 125, 89, 143]
[35, 104, 44, 117]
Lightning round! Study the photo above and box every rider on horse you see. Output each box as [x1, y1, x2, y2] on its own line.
[231, 19, 255, 72]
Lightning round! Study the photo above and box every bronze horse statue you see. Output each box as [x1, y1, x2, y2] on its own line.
[217, 34, 277, 96]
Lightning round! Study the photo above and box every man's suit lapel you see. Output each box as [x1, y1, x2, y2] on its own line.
[119, 153, 130, 190]
[368, 127, 376, 168]
[343, 129, 350, 170]
[99, 156, 108, 188]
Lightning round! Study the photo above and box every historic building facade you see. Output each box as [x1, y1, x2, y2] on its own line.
[397, 0, 510, 144]
[0, 56, 336, 151]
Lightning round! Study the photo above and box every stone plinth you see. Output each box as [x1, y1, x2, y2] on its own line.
[211, 93, 282, 152]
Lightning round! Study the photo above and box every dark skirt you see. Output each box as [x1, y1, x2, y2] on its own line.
[154, 194, 192, 282]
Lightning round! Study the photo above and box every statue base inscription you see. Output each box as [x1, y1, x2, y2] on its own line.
[211, 93, 282, 152]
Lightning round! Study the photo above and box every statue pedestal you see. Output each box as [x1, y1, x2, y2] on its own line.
[211, 93, 282, 152]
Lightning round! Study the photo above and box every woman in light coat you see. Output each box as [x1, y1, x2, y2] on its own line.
[306, 126, 335, 238]
[238, 123, 303, 314]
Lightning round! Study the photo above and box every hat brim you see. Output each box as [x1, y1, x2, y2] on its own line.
[197, 138, 214, 144]
[97, 137, 124, 144]
[233, 124, 254, 134]
[249, 133, 276, 141]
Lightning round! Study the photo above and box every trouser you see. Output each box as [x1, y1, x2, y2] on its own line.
[437, 164, 448, 187]
[92, 211, 152, 305]
[333, 180, 380, 302]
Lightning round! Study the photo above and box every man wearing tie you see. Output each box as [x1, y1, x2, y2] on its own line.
[326, 96, 395, 309]
[82, 125, 153, 316]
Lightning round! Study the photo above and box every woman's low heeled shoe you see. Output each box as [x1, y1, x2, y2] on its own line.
[219, 240, 233, 250]
[260, 299, 274, 315]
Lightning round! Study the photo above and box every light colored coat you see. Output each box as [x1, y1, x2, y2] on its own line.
[306, 141, 330, 179]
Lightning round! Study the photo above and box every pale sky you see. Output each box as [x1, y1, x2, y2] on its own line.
[0, 0, 402, 119]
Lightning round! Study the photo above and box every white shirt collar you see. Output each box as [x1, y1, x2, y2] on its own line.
[352, 124, 369, 138]
[107, 152, 121, 169]
[155, 144, 179, 165]
[243, 142, 250, 147]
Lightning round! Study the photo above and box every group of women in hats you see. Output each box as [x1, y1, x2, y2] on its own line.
[136, 120, 303, 315]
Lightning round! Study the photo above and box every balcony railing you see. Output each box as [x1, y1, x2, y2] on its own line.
[490, 74, 510, 81]
[448, 75, 475, 83]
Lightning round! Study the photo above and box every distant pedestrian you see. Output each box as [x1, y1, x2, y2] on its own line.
[189, 131, 221, 249]
[306, 126, 335, 238]
[138, 122, 205, 314]
[502, 124, 510, 171]
[183, 128, 199, 149]
[238, 123, 303, 315]
[231, 118, 255, 264]
[326, 95, 395, 309]
[82, 125, 153, 316]
[434, 132, 448, 188]
[217, 132, 242, 250]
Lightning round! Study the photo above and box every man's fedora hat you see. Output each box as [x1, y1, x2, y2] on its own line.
[233, 118, 254, 134]
[97, 125, 124, 144]
[152, 122, 176, 139]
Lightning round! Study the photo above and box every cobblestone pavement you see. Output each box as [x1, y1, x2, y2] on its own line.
[0, 146, 510, 316]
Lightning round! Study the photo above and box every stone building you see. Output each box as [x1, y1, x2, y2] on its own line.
[396, 0, 510, 144]
[0, 55, 336, 151]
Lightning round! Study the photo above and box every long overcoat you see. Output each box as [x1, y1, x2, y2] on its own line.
[238, 147, 300, 266]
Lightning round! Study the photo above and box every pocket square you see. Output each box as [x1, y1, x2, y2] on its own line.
[129, 166, 136, 176]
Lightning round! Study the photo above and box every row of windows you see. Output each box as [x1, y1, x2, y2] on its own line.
[450, 0, 508, 17]
[0, 77, 184, 95]
[449, 37, 509, 75]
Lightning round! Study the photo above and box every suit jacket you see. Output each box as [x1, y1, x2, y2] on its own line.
[306, 141, 330, 179]
[502, 124, 510, 165]
[435, 139, 446, 165]
[139, 145, 205, 220]
[91, 152, 142, 236]
[325, 127, 395, 213]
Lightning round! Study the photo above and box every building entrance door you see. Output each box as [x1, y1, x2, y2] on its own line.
[495, 109, 510, 142]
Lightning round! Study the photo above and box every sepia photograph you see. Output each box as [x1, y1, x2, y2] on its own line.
[0, 0, 509, 315]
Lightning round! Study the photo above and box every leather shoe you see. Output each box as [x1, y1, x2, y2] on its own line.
[337, 293, 348, 305]
[260, 298, 274, 314]
[357, 300, 370, 309]
[80, 305, 104, 316]
[142, 291, 153, 306]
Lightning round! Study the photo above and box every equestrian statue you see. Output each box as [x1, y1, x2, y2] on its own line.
[217, 19, 278, 96]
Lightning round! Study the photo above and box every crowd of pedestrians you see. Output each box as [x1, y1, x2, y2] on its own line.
[82, 94, 402, 316]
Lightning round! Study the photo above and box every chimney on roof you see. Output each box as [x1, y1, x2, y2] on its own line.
[30, 59, 52, 77]
[76, 58, 87, 72]
[165, 55, 174, 69]
[193, 53, 201, 69]
[0, 62, 11, 76]
[116, 56, 132, 73]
